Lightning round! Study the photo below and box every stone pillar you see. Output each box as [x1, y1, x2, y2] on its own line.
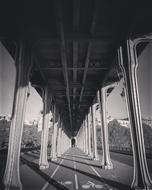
[82, 122, 86, 153]
[97, 89, 113, 169]
[51, 105, 58, 161]
[39, 87, 51, 170]
[64, 134, 70, 152]
[62, 131, 66, 153]
[57, 119, 62, 157]
[87, 113, 92, 157]
[119, 40, 152, 189]
[85, 117, 89, 155]
[60, 128, 64, 155]
[79, 126, 84, 150]
[3, 42, 32, 190]
[76, 131, 79, 148]
[91, 104, 99, 160]
[61, 131, 67, 153]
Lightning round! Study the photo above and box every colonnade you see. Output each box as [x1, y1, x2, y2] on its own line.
[2, 36, 152, 190]
[76, 36, 152, 190]
[76, 87, 113, 169]
[2, 41, 71, 189]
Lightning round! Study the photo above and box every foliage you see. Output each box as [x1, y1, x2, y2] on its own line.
[0, 121, 52, 148]
[96, 119, 132, 149]
[97, 119, 152, 152]
[108, 119, 132, 148]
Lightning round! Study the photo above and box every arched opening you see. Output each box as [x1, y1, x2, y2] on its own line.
[71, 138, 76, 148]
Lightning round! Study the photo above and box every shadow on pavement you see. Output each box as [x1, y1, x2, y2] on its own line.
[24, 152, 40, 159]
[0, 154, 7, 190]
[50, 160, 131, 190]
[58, 156, 101, 169]
[21, 157, 69, 190]
[63, 153, 92, 161]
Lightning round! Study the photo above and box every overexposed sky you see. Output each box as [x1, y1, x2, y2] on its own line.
[107, 79, 128, 119]
[0, 42, 16, 116]
[25, 84, 43, 122]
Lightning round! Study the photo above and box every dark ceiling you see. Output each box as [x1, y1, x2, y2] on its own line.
[0, 0, 152, 136]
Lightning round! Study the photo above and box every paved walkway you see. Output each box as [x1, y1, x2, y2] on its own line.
[20, 148, 133, 190]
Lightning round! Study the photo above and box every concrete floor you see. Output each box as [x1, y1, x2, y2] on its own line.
[1, 147, 152, 189]
[20, 148, 134, 190]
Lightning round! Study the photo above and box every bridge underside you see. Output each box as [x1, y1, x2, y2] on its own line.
[1, 1, 152, 190]
[1, 0, 152, 136]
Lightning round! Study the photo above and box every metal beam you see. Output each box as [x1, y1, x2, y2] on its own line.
[33, 55, 47, 83]
[73, 0, 80, 103]
[48, 80, 101, 91]
[37, 67, 108, 71]
[65, 104, 89, 107]
[79, 1, 100, 108]
[33, 33, 114, 45]
[55, 0, 72, 128]
[55, 94, 96, 97]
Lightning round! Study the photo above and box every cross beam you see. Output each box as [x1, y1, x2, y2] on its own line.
[79, 1, 100, 108]
[38, 67, 108, 71]
[55, 0, 72, 128]
[73, 0, 80, 103]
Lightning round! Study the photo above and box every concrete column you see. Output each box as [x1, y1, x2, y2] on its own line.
[65, 134, 70, 152]
[119, 41, 152, 189]
[85, 117, 89, 155]
[76, 131, 79, 148]
[3, 42, 32, 190]
[82, 122, 86, 152]
[87, 113, 92, 157]
[57, 120, 62, 157]
[79, 126, 84, 150]
[91, 104, 99, 160]
[59, 128, 63, 155]
[51, 106, 58, 161]
[62, 131, 66, 153]
[39, 87, 51, 170]
[60, 128, 65, 155]
[97, 88, 113, 169]
[76, 133, 78, 148]
[62, 131, 69, 153]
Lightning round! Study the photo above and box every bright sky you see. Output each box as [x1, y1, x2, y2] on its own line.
[0, 42, 16, 116]
[25, 84, 43, 122]
[107, 79, 128, 119]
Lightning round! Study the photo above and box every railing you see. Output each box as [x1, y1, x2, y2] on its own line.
[109, 146, 133, 155]
[0, 146, 41, 181]
[97, 146, 152, 159]
[0, 146, 41, 155]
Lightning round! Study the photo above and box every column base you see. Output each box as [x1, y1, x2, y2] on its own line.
[132, 187, 152, 190]
[93, 156, 99, 161]
[101, 163, 113, 169]
[51, 157, 57, 161]
[88, 154, 93, 159]
[39, 163, 49, 170]
[4, 184, 22, 190]
[3, 173, 22, 190]
[131, 185, 152, 190]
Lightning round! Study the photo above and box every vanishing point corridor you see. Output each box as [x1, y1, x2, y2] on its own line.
[19, 148, 133, 190]
[1, 0, 152, 190]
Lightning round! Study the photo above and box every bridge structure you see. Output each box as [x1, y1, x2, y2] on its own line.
[0, 0, 152, 189]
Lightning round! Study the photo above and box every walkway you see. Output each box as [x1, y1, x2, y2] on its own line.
[19, 148, 134, 190]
